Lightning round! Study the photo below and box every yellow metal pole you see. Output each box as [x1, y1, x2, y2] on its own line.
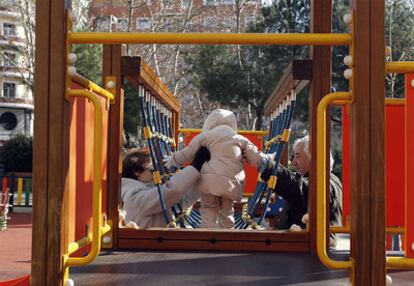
[68, 32, 352, 46]
[16, 177, 23, 206]
[386, 62, 414, 74]
[67, 223, 111, 255]
[385, 98, 405, 105]
[331, 226, 405, 234]
[179, 128, 268, 136]
[64, 89, 104, 267]
[71, 73, 115, 102]
[317, 92, 353, 269]
[387, 257, 414, 270]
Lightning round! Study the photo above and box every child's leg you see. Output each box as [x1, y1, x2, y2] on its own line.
[199, 194, 220, 228]
[217, 197, 235, 229]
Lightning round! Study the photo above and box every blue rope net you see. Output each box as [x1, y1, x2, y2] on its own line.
[235, 90, 297, 229]
[138, 86, 201, 228]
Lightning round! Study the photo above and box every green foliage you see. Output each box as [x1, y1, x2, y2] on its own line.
[123, 82, 144, 148]
[385, 0, 414, 97]
[190, 0, 310, 129]
[0, 135, 33, 173]
[73, 43, 103, 86]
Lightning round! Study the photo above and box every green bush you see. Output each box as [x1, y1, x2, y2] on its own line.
[0, 135, 33, 173]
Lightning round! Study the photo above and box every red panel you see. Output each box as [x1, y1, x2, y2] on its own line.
[183, 131, 263, 195]
[342, 103, 405, 244]
[2, 177, 8, 197]
[385, 105, 405, 228]
[405, 74, 414, 257]
[68, 83, 109, 256]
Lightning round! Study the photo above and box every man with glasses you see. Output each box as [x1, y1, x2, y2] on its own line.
[261, 135, 343, 245]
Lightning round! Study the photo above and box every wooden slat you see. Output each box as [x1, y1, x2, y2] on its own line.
[121, 56, 180, 113]
[32, 0, 51, 284]
[118, 228, 309, 252]
[264, 60, 312, 115]
[309, 0, 332, 253]
[118, 239, 309, 252]
[118, 228, 309, 241]
[351, 0, 386, 285]
[104, 45, 124, 249]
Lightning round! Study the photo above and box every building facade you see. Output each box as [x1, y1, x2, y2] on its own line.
[0, 0, 34, 144]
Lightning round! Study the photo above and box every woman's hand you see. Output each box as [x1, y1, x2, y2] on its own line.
[191, 146, 211, 172]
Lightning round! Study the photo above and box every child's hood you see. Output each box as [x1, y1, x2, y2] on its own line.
[202, 109, 237, 131]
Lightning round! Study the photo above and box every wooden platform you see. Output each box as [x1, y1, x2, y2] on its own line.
[69, 250, 414, 286]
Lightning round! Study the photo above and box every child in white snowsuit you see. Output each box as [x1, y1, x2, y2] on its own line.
[166, 109, 268, 229]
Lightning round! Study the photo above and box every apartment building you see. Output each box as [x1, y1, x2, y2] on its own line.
[90, 0, 262, 34]
[0, 0, 34, 144]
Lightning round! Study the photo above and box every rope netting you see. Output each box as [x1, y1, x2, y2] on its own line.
[235, 90, 296, 229]
[138, 86, 201, 228]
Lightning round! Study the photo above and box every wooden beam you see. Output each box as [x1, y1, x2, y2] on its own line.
[118, 228, 309, 252]
[350, 0, 386, 284]
[32, 0, 69, 285]
[309, 0, 332, 253]
[104, 45, 124, 250]
[48, 1, 69, 284]
[32, 0, 51, 284]
[264, 60, 312, 115]
[121, 56, 180, 113]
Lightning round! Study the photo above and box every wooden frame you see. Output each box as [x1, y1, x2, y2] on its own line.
[264, 59, 312, 115]
[32, 1, 69, 285]
[112, 55, 311, 252]
[350, 0, 386, 284]
[32, 0, 390, 284]
[103, 45, 124, 250]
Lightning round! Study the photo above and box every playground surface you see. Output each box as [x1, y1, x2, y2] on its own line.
[0, 210, 32, 281]
[69, 250, 414, 286]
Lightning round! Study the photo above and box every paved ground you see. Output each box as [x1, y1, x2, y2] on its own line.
[0, 209, 32, 281]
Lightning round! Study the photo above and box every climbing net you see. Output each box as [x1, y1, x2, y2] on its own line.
[235, 90, 296, 229]
[138, 86, 201, 228]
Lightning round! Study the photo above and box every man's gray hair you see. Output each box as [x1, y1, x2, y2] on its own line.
[293, 135, 334, 171]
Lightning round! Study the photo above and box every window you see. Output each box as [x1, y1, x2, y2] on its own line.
[222, 0, 235, 5]
[0, 112, 18, 131]
[223, 16, 235, 29]
[3, 23, 16, 37]
[136, 18, 151, 30]
[95, 17, 109, 31]
[181, 0, 191, 9]
[3, 83, 16, 98]
[2, 52, 16, 67]
[203, 0, 216, 5]
[244, 16, 256, 27]
[116, 18, 129, 31]
[203, 16, 215, 28]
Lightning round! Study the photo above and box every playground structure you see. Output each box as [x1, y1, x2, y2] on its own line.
[6, 0, 412, 285]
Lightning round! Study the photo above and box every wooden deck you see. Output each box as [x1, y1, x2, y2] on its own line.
[70, 250, 414, 286]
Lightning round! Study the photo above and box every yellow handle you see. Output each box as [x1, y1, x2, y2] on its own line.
[316, 92, 352, 269]
[64, 89, 108, 267]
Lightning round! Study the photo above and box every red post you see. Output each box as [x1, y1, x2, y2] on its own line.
[405, 74, 414, 257]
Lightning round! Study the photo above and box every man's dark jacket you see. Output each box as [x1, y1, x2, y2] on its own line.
[275, 166, 343, 230]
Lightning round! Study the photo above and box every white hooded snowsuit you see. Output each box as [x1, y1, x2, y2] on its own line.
[168, 109, 266, 228]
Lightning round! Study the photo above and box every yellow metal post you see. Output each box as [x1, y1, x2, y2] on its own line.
[316, 92, 353, 269]
[68, 32, 352, 46]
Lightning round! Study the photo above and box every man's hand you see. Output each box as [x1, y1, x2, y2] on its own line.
[260, 159, 275, 182]
[191, 146, 211, 172]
